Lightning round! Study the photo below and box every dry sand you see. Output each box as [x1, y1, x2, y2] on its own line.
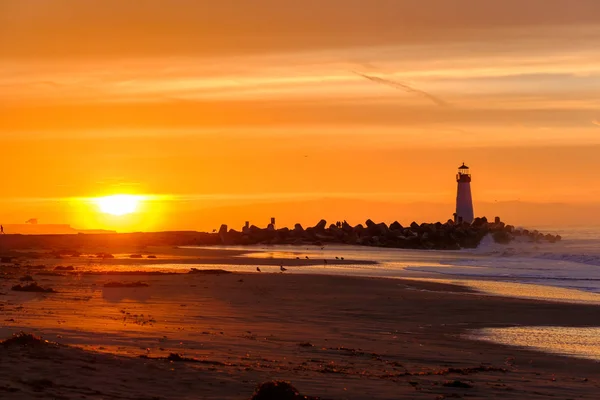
[0, 247, 599, 399]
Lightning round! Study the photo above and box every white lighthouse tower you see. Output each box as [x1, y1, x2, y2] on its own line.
[455, 163, 474, 224]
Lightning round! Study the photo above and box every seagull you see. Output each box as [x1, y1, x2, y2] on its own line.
[305, 256, 310, 260]
[280, 266, 287, 272]
[335, 257, 339, 260]
[256, 267, 261, 272]
[341, 257, 345, 261]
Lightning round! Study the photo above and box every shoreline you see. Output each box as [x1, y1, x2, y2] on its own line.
[3, 243, 600, 304]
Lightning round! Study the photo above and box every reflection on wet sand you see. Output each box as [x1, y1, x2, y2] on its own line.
[402, 277, 600, 305]
[471, 326, 600, 362]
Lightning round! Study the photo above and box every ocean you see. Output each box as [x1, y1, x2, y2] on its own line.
[407, 226, 600, 296]
[209, 226, 600, 297]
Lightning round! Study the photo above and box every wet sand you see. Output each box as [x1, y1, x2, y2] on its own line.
[1, 245, 377, 269]
[1, 248, 600, 399]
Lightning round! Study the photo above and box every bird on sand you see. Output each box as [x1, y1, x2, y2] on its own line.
[256, 267, 261, 272]
[305, 256, 310, 260]
[280, 266, 287, 272]
[335, 256, 339, 260]
[341, 257, 345, 261]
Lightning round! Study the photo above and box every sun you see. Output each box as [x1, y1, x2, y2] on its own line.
[95, 195, 142, 216]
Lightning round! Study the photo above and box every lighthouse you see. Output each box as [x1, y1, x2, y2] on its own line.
[455, 163, 474, 224]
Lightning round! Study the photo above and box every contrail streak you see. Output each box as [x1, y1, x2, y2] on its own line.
[352, 71, 449, 107]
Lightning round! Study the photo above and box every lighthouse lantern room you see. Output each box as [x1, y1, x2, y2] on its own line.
[457, 163, 471, 182]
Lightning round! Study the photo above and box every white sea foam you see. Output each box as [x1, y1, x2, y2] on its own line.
[404, 228, 600, 294]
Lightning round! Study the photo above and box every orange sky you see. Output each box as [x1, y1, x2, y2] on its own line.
[1, 1, 600, 231]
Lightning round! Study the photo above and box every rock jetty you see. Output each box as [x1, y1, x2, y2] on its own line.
[218, 217, 561, 250]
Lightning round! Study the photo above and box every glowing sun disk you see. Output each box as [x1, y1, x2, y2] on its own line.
[95, 195, 142, 216]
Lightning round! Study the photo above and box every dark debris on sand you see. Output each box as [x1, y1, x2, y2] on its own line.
[103, 281, 149, 288]
[166, 353, 198, 362]
[188, 268, 232, 275]
[250, 381, 321, 400]
[95, 253, 115, 259]
[140, 353, 228, 366]
[1, 333, 57, 348]
[443, 380, 474, 389]
[11, 283, 57, 293]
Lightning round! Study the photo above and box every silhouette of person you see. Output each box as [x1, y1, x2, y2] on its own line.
[1, 225, 4, 234]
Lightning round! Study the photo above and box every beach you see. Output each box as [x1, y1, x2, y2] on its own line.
[1, 246, 599, 399]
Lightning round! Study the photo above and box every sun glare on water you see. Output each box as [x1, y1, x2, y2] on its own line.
[95, 195, 142, 216]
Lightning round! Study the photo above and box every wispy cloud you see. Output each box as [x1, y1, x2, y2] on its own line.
[352, 71, 450, 107]
[593, 119, 600, 127]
